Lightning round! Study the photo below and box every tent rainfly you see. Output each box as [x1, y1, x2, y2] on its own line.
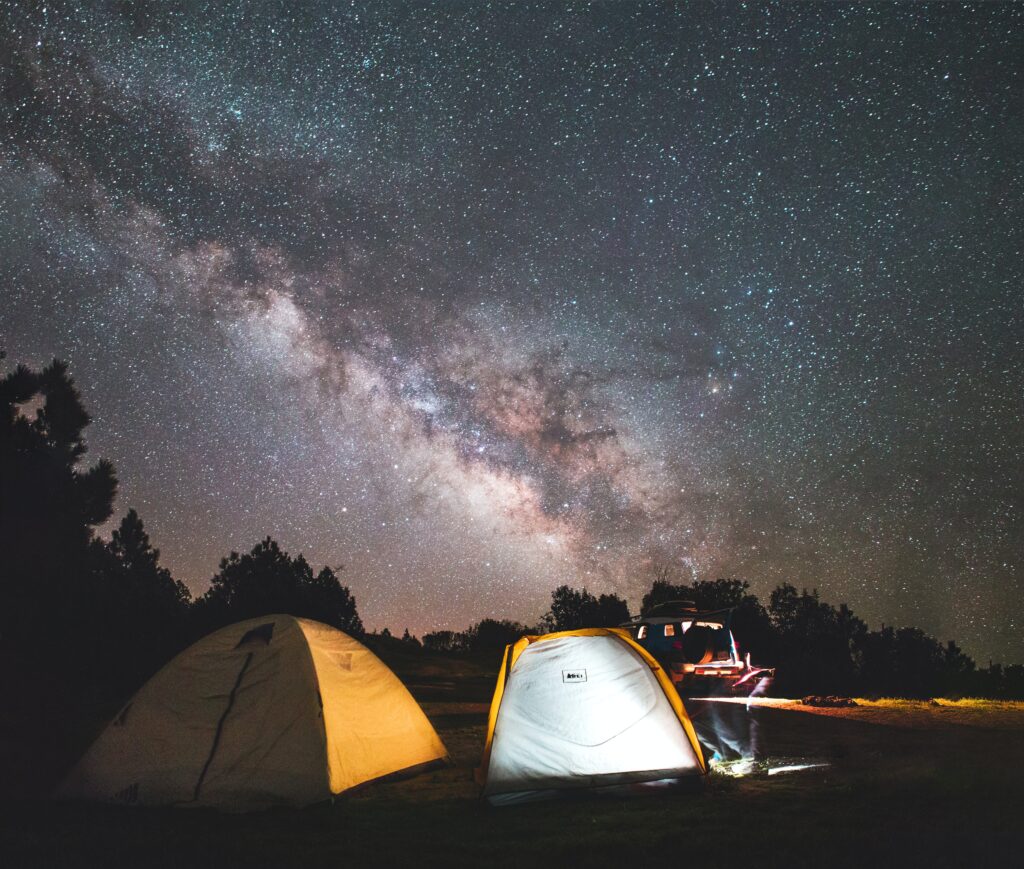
[56, 615, 448, 811]
[479, 628, 706, 805]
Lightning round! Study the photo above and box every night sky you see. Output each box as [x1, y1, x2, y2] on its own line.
[2, 2, 1021, 663]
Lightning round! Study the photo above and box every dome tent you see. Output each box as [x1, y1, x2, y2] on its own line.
[479, 628, 705, 805]
[57, 615, 448, 811]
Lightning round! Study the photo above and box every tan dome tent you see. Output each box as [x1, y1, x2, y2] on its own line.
[479, 628, 705, 805]
[57, 615, 448, 811]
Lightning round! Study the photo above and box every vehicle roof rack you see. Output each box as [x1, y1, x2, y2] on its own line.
[644, 599, 699, 617]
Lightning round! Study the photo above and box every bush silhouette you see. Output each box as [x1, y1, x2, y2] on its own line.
[193, 537, 363, 637]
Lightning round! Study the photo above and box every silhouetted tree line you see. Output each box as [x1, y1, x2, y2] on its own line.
[423, 619, 533, 660]
[1, 358, 362, 694]
[638, 575, 1002, 699]
[420, 587, 629, 662]
[2, 357, 1021, 701]
[423, 576, 1022, 699]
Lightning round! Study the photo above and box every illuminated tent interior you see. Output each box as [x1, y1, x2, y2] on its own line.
[479, 628, 706, 805]
[56, 615, 449, 811]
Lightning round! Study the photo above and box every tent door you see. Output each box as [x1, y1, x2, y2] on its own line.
[192, 651, 255, 801]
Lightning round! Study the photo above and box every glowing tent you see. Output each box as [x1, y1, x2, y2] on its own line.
[479, 628, 706, 805]
[57, 615, 448, 810]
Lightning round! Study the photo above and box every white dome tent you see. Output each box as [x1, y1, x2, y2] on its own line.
[57, 615, 448, 811]
[479, 628, 706, 805]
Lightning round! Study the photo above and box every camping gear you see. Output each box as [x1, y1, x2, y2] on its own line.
[57, 615, 448, 810]
[478, 628, 705, 805]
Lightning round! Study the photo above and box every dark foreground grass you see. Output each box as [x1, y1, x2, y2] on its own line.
[4, 749, 1021, 869]
[2, 655, 1022, 868]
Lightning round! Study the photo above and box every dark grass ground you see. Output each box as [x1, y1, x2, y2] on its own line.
[2, 650, 1023, 868]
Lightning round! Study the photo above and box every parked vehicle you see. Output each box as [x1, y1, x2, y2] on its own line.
[623, 600, 773, 696]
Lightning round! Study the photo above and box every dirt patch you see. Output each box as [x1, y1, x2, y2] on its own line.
[801, 695, 858, 707]
[692, 697, 1024, 731]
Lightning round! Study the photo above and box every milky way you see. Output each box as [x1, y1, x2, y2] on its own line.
[2, 2, 1021, 662]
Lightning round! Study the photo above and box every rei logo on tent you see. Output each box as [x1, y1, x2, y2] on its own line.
[562, 669, 587, 683]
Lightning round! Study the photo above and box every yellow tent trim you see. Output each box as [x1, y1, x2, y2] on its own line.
[477, 627, 706, 784]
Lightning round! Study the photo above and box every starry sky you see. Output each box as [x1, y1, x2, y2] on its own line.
[2, 2, 1021, 663]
